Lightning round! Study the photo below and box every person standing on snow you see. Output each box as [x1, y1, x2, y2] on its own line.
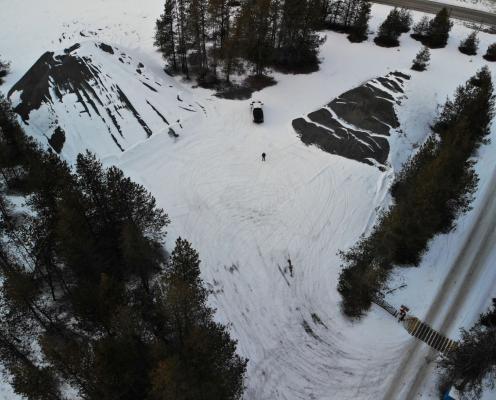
[262, 152, 266, 162]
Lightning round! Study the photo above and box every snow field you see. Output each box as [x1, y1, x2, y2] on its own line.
[1, 1, 496, 399]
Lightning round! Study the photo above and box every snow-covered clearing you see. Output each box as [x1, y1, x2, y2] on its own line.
[1, 1, 496, 399]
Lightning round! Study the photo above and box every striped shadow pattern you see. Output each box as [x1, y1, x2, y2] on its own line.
[403, 317, 458, 354]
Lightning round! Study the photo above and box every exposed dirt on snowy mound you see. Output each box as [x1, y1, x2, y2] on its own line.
[292, 71, 409, 167]
[8, 42, 204, 161]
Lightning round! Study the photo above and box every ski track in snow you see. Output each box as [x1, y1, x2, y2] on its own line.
[2, 1, 496, 399]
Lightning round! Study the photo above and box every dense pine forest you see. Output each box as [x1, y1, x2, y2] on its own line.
[154, 0, 372, 85]
[0, 93, 247, 400]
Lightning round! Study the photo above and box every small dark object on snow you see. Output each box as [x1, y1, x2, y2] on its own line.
[253, 108, 264, 123]
[262, 152, 266, 162]
[251, 100, 264, 123]
[98, 43, 114, 55]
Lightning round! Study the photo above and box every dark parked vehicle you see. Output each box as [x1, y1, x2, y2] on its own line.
[251, 101, 264, 123]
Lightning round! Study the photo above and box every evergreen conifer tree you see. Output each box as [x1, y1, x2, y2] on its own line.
[238, 0, 273, 76]
[271, 0, 324, 72]
[374, 8, 403, 47]
[187, 0, 209, 78]
[483, 42, 496, 61]
[208, 0, 232, 77]
[0, 94, 36, 190]
[458, 30, 479, 56]
[397, 8, 412, 33]
[177, 0, 190, 78]
[155, 1, 178, 72]
[411, 15, 430, 41]
[425, 7, 453, 48]
[152, 237, 248, 400]
[440, 301, 496, 399]
[411, 46, 430, 71]
[348, 0, 371, 43]
[0, 58, 9, 85]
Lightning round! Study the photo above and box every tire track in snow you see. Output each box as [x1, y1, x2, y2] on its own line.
[117, 98, 408, 400]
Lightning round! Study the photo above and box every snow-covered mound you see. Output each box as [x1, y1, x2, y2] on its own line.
[8, 41, 204, 161]
[292, 71, 409, 166]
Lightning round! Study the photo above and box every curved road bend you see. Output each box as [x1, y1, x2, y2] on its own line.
[372, 0, 496, 26]
[383, 167, 496, 399]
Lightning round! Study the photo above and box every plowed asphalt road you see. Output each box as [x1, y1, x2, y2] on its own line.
[373, 0, 496, 26]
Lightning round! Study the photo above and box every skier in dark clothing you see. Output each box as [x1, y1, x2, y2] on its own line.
[262, 152, 266, 162]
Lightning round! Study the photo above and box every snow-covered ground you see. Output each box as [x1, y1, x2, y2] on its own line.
[1, 1, 496, 399]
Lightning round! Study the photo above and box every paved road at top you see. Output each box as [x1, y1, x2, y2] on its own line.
[372, 0, 496, 26]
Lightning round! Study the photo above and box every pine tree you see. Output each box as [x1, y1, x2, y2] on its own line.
[187, 0, 209, 77]
[327, 0, 345, 29]
[221, 13, 242, 83]
[439, 302, 496, 399]
[411, 15, 430, 41]
[208, 0, 232, 77]
[177, 0, 190, 78]
[425, 7, 453, 48]
[480, 299, 496, 328]
[397, 8, 412, 33]
[433, 67, 494, 142]
[155, 0, 178, 72]
[348, 0, 371, 43]
[374, 8, 403, 47]
[155, 0, 189, 78]
[0, 94, 37, 191]
[237, 0, 273, 76]
[483, 42, 496, 61]
[411, 46, 430, 71]
[153, 238, 247, 400]
[326, 0, 367, 32]
[0, 57, 9, 86]
[459, 30, 479, 56]
[272, 0, 324, 72]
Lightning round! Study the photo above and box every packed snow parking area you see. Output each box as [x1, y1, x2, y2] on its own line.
[1, 1, 496, 399]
